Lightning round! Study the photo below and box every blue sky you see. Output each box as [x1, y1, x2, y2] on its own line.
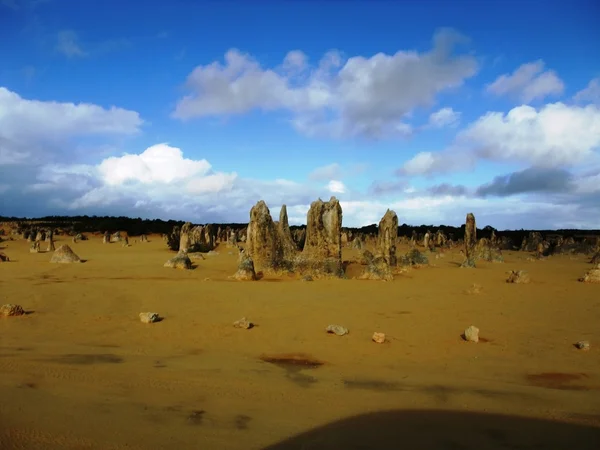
[1, 0, 600, 229]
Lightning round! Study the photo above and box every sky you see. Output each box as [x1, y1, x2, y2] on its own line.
[1, 0, 599, 230]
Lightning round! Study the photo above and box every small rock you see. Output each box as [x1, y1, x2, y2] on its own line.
[164, 253, 193, 269]
[372, 332, 386, 344]
[139, 312, 160, 324]
[580, 268, 600, 283]
[301, 275, 314, 282]
[467, 283, 482, 295]
[506, 270, 530, 284]
[326, 324, 348, 336]
[233, 317, 253, 329]
[464, 325, 479, 343]
[1, 304, 25, 317]
[575, 340, 590, 351]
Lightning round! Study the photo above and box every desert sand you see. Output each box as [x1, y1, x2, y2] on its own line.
[1, 235, 599, 449]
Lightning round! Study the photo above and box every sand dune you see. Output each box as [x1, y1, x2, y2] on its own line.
[1, 236, 599, 449]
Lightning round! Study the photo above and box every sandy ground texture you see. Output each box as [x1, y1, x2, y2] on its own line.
[1, 235, 600, 450]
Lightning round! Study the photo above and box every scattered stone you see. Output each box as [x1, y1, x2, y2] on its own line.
[301, 196, 343, 277]
[462, 213, 477, 268]
[376, 209, 398, 266]
[301, 275, 314, 282]
[359, 249, 374, 265]
[575, 340, 590, 351]
[50, 245, 82, 263]
[164, 253, 193, 269]
[233, 317, 254, 329]
[179, 222, 192, 254]
[139, 312, 160, 324]
[360, 256, 393, 281]
[467, 283, 483, 295]
[0, 252, 9, 262]
[1, 304, 25, 317]
[326, 324, 348, 336]
[372, 332, 386, 344]
[232, 253, 257, 281]
[245, 200, 285, 272]
[475, 238, 504, 263]
[401, 248, 429, 266]
[464, 325, 479, 343]
[166, 226, 181, 251]
[580, 268, 600, 283]
[278, 205, 298, 261]
[506, 270, 530, 284]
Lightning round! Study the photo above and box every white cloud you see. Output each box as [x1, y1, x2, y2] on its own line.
[186, 172, 238, 194]
[56, 30, 87, 58]
[487, 60, 564, 102]
[327, 180, 346, 194]
[309, 163, 342, 181]
[427, 107, 461, 128]
[0, 86, 143, 165]
[99, 144, 211, 185]
[574, 77, 600, 105]
[401, 102, 600, 175]
[173, 29, 478, 139]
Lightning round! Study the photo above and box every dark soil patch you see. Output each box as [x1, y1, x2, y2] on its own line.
[526, 372, 590, 391]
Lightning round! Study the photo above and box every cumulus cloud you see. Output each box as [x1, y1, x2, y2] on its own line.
[475, 167, 574, 197]
[99, 144, 212, 185]
[56, 30, 87, 58]
[486, 60, 565, 102]
[427, 107, 461, 128]
[427, 183, 469, 196]
[368, 180, 408, 196]
[574, 77, 600, 105]
[0, 86, 143, 164]
[400, 102, 600, 175]
[309, 163, 342, 181]
[173, 29, 478, 139]
[398, 150, 475, 176]
[327, 180, 346, 194]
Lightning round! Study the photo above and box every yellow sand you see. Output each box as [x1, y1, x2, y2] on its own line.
[1, 235, 599, 449]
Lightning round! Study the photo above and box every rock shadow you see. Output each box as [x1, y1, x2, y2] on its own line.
[262, 409, 600, 450]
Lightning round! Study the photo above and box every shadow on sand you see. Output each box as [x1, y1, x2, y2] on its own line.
[262, 409, 600, 450]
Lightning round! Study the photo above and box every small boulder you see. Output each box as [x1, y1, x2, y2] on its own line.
[372, 332, 386, 344]
[460, 257, 476, 269]
[506, 270, 530, 284]
[463, 325, 479, 343]
[1, 304, 25, 317]
[579, 268, 600, 283]
[233, 317, 254, 329]
[139, 312, 160, 323]
[326, 324, 348, 336]
[360, 256, 393, 281]
[50, 245, 82, 263]
[401, 248, 429, 266]
[0, 252, 9, 262]
[232, 254, 257, 281]
[575, 340, 590, 351]
[466, 283, 483, 295]
[164, 253, 193, 269]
